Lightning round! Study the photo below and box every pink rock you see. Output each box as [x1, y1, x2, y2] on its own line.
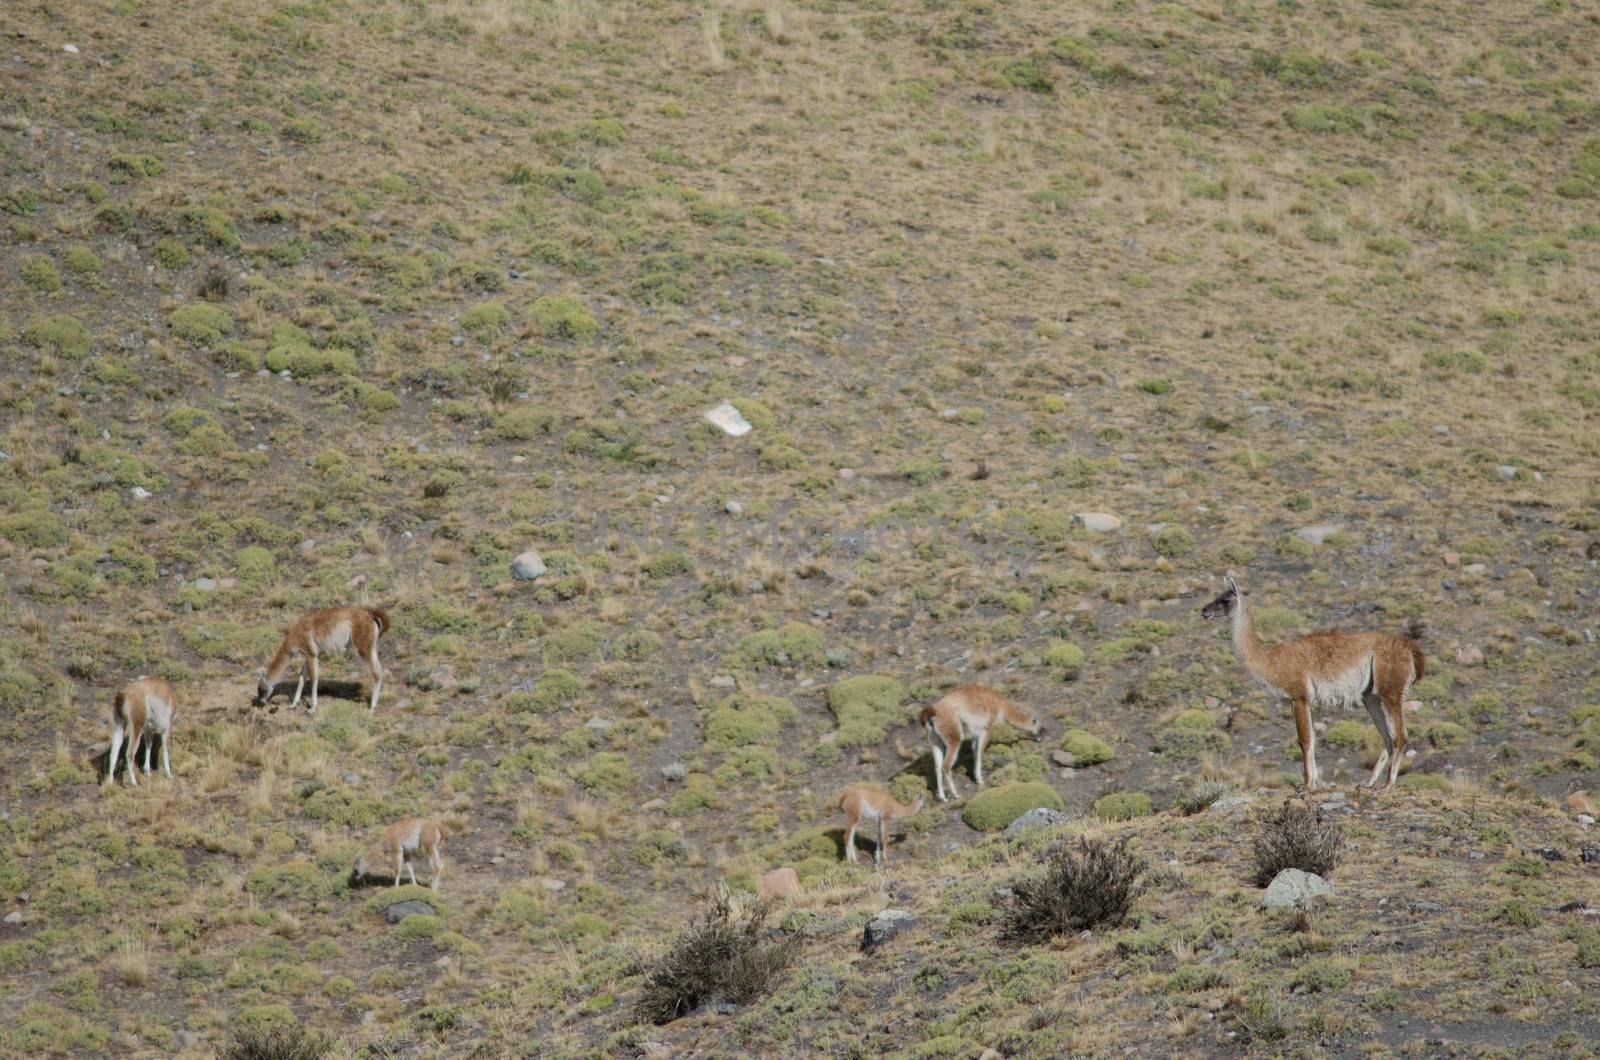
[760, 867, 800, 901]
[1442, 552, 1460, 566]
[1454, 646, 1484, 667]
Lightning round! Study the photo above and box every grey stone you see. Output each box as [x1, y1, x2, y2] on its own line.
[1408, 900, 1443, 915]
[862, 909, 916, 952]
[584, 716, 614, 732]
[1074, 512, 1122, 533]
[383, 899, 436, 924]
[725, 500, 743, 516]
[660, 762, 687, 782]
[1495, 465, 1517, 480]
[511, 550, 546, 580]
[1261, 869, 1333, 909]
[1209, 795, 1254, 814]
[1295, 525, 1340, 546]
[1581, 845, 1599, 864]
[3, 911, 21, 925]
[1003, 807, 1072, 838]
[703, 402, 753, 436]
[191, 577, 216, 592]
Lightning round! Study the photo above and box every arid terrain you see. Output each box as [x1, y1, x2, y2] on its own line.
[1, 0, 1598, 1055]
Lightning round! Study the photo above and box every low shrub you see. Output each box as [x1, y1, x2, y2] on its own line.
[1001, 837, 1145, 944]
[635, 892, 796, 1024]
[1251, 800, 1341, 886]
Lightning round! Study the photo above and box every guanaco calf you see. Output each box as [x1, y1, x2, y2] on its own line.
[839, 787, 923, 869]
[1201, 573, 1424, 789]
[920, 684, 1044, 802]
[357, 817, 445, 891]
[255, 605, 389, 714]
[106, 676, 176, 786]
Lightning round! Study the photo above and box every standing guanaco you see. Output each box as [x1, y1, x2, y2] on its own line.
[255, 605, 389, 713]
[839, 787, 923, 869]
[106, 676, 176, 786]
[356, 817, 446, 892]
[1201, 572, 1424, 789]
[920, 684, 1044, 802]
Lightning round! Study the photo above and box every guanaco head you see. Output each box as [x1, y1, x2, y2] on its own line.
[1021, 713, 1044, 739]
[253, 670, 275, 706]
[1201, 572, 1241, 620]
[908, 795, 926, 816]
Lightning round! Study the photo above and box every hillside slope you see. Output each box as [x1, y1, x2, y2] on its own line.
[1, 0, 1597, 1055]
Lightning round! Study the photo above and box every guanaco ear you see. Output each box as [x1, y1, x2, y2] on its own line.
[1223, 571, 1239, 593]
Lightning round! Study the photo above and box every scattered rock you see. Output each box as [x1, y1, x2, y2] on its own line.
[3, 911, 21, 925]
[191, 577, 217, 592]
[1408, 900, 1443, 915]
[703, 402, 753, 437]
[539, 877, 566, 892]
[1295, 525, 1340, 546]
[1049, 749, 1075, 767]
[131, 487, 152, 499]
[435, 955, 453, 970]
[1582, 845, 1600, 864]
[511, 550, 546, 581]
[1442, 552, 1460, 566]
[63, 43, 79, 53]
[708, 675, 736, 688]
[862, 909, 916, 952]
[584, 716, 614, 732]
[1261, 869, 1333, 909]
[1003, 807, 1072, 837]
[1073, 512, 1122, 533]
[1533, 846, 1563, 862]
[383, 900, 436, 924]
[1209, 795, 1253, 815]
[639, 798, 666, 812]
[660, 762, 687, 782]
[1454, 645, 1485, 667]
[1494, 465, 1517, 480]
[1557, 901, 1594, 914]
[725, 500, 743, 516]
[174, 1030, 198, 1050]
[760, 867, 800, 900]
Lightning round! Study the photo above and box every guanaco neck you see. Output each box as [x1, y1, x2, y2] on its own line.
[1230, 593, 1278, 691]
[264, 640, 296, 683]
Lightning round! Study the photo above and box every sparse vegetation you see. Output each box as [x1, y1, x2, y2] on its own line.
[1251, 800, 1342, 886]
[1001, 837, 1145, 944]
[635, 892, 796, 1025]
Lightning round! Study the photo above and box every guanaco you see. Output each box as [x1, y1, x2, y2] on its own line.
[839, 787, 923, 869]
[1201, 572, 1424, 789]
[920, 684, 1044, 802]
[255, 605, 388, 713]
[356, 817, 445, 891]
[106, 676, 176, 786]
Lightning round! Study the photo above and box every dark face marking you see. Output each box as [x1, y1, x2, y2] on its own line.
[1200, 589, 1237, 619]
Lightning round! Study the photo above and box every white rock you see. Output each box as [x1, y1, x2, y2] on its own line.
[538, 877, 566, 892]
[1295, 525, 1340, 546]
[1261, 868, 1333, 909]
[1495, 465, 1517, 481]
[703, 402, 752, 437]
[511, 551, 546, 580]
[725, 501, 743, 516]
[1074, 512, 1122, 533]
[130, 487, 152, 499]
[63, 44, 79, 53]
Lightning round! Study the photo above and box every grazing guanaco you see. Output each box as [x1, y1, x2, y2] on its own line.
[106, 676, 176, 786]
[920, 684, 1044, 803]
[255, 605, 389, 714]
[839, 787, 923, 869]
[356, 817, 445, 891]
[1201, 572, 1425, 790]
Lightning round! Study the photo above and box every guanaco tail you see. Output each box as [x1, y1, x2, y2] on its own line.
[1201, 572, 1424, 789]
[106, 676, 176, 786]
[255, 605, 389, 714]
[920, 684, 1044, 803]
[839, 787, 923, 869]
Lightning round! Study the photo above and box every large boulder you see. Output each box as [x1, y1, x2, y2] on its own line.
[861, 909, 916, 953]
[1261, 869, 1333, 909]
[383, 899, 437, 924]
[1002, 807, 1072, 838]
[511, 550, 546, 581]
[760, 867, 800, 901]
